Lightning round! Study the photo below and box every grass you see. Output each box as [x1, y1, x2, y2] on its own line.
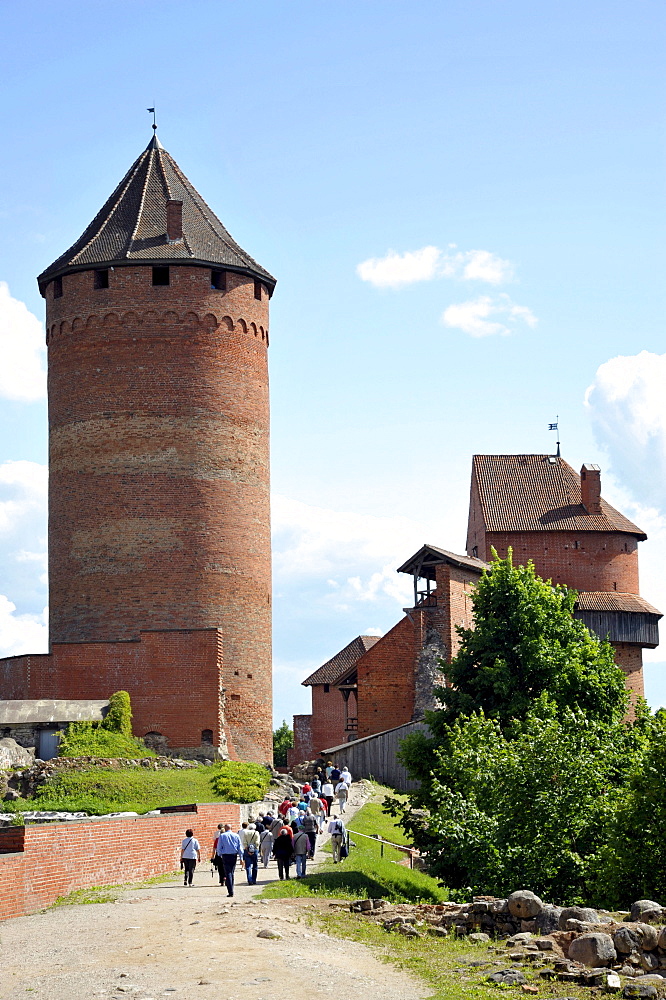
[311, 907, 602, 1000]
[49, 871, 175, 908]
[259, 786, 448, 904]
[3, 761, 269, 815]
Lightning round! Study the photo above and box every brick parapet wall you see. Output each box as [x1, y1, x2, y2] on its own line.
[0, 802, 241, 922]
[0, 629, 272, 760]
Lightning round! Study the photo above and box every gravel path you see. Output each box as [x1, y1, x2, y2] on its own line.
[0, 789, 427, 1000]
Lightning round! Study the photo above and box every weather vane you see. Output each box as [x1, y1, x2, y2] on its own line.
[548, 416, 561, 458]
[147, 107, 157, 132]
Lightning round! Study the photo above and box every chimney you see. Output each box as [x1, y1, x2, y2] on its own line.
[580, 464, 602, 514]
[166, 200, 183, 241]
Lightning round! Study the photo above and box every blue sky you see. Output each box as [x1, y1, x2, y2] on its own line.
[0, 0, 664, 727]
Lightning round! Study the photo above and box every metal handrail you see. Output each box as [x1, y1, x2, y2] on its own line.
[347, 828, 418, 869]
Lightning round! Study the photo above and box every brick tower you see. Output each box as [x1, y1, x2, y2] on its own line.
[466, 455, 661, 704]
[0, 135, 275, 762]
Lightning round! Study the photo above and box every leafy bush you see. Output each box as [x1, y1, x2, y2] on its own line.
[209, 761, 270, 803]
[58, 721, 156, 759]
[102, 691, 132, 736]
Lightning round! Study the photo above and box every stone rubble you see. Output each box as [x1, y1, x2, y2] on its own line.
[345, 891, 666, 993]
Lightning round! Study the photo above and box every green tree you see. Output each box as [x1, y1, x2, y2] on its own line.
[272, 720, 294, 767]
[387, 551, 649, 905]
[437, 550, 628, 731]
[389, 706, 648, 903]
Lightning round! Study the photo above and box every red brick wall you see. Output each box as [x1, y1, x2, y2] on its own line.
[311, 684, 349, 754]
[435, 563, 478, 662]
[0, 629, 267, 761]
[0, 802, 240, 922]
[612, 642, 645, 706]
[289, 714, 314, 766]
[37, 263, 273, 763]
[356, 617, 417, 739]
[485, 530, 640, 595]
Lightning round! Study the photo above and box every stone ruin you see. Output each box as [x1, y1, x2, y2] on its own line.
[346, 890, 666, 996]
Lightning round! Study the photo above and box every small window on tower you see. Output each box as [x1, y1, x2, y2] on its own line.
[472, 546, 478, 558]
[254, 279, 262, 300]
[211, 269, 226, 291]
[324, 684, 330, 693]
[94, 269, 109, 289]
[152, 266, 170, 286]
[53, 276, 63, 298]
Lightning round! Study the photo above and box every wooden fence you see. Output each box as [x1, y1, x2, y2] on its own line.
[321, 718, 430, 791]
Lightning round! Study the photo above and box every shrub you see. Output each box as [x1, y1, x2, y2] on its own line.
[58, 721, 156, 759]
[102, 691, 133, 736]
[210, 761, 270, 803]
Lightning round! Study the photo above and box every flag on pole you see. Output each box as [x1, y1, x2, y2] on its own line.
[147, 107, 155, 113]
[548, 423, 558, 431]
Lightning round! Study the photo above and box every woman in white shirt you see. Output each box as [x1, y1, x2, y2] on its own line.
[180, 828, 201, 886]
[321, 781, 334, 814]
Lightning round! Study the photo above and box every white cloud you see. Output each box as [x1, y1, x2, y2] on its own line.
[272, 494, 422, 608]
[0, 596, 48, 657]
[0, 282, 46, 402]
[0, 461, 48, 650]
[357, 245, 513, 288]
[441, 293, 537, 338]
[585, 351, 666, 510]
[356, 246, 442, 288]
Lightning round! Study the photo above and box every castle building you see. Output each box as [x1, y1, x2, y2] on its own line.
[0, 135, 275, 762]
[466, 455, 660, 701]
[290, 455, 661, 762]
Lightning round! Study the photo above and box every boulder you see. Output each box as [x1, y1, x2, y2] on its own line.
[487, 970, 527, 986]
[468, 932, 490, 944]
[507, 890, 544, 919]
[615, 927, 640, 955]
[659, 927, 666, 950]
[558, 905, 599, 929]
[630, 901, 663, 924]
[568, 933, 617, 968]
[535, 904, 563, 935]
[640, 952, 660, 973]
[636, 924, 660, 951]
[257, 928, 281, 939]
[0, 739, 33, 769]
[623, 984, 658, 999]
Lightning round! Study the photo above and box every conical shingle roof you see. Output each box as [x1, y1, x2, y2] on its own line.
[38, 135, 275, 295]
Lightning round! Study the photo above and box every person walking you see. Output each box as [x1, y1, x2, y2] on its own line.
[340, 766, 352, 786]
[335, 778, 349, 814]
[215, 823, 244, 897]
[321, 779, 334, 815]
[272, 824, 294, 880]
[241, 822, 260, 885]
[328, 814, 346, 863]
[301, 809, 318, 859]
[180, 828, 201, 886]
[259, 823, 274, 868]
[330, 764, 341, 784]
[309, 793, 324, 832]
[292, 824, 310, 878]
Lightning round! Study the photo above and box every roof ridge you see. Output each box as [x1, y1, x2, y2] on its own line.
[128, 145, 154, 254]
[70, 147, 149, 266]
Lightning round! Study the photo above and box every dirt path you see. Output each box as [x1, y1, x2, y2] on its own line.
[0, 790, 427, 1000]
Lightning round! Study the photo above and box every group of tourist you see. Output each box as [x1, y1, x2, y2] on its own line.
[178, 763, 353, 894]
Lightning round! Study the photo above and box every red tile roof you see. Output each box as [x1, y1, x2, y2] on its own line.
[575, 592, 662, 616]
[302, 635, 380, 687]
[471, 455, 646, 538]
